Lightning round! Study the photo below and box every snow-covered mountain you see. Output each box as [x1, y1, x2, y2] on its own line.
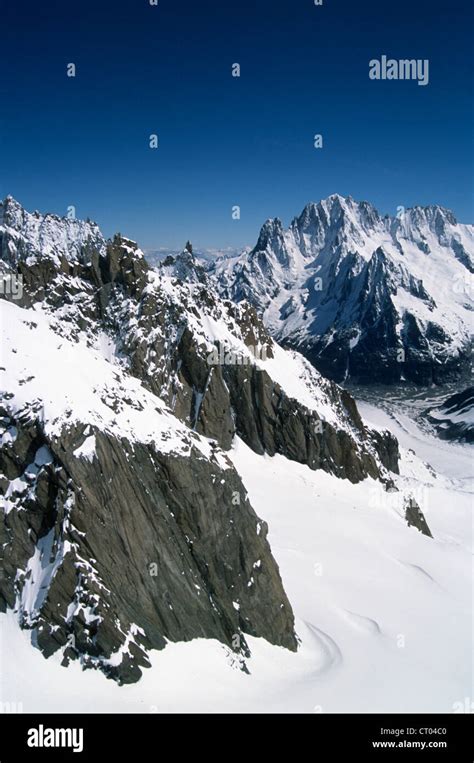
[0, 197, 404, 685]
[211, 194, 474, 385]
[0, 195, 106, 267]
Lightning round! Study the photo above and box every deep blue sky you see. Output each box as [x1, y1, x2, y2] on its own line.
[2, 0, 473, 249]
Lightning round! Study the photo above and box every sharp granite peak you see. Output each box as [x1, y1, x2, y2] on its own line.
[211, 194, 474, 385]
[0, 196, 404, 685]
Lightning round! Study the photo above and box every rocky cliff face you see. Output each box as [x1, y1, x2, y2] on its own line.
[0, 406, 296, 683]
[0, 197, 400, 683]
[426, 387, 474, 443]
[211, 195, 474, 385]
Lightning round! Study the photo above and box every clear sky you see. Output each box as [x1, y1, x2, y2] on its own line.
[2, 0, 473, 250]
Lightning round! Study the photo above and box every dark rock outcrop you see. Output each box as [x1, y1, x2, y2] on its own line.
[0, 406, 296, 683]
[405, 497, 432, 538]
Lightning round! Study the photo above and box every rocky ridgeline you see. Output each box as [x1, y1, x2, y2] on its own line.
[0, 198, 399, 482]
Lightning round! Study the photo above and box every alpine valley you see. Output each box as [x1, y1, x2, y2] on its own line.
[0, 195, 472, 713]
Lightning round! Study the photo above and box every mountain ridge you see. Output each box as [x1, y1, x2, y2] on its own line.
[211, 194, 473, 385]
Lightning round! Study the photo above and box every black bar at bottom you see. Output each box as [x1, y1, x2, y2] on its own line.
[0, 713, 472, 759]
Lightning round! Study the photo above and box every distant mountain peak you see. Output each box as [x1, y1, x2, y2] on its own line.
[211, 194, 474, 385]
